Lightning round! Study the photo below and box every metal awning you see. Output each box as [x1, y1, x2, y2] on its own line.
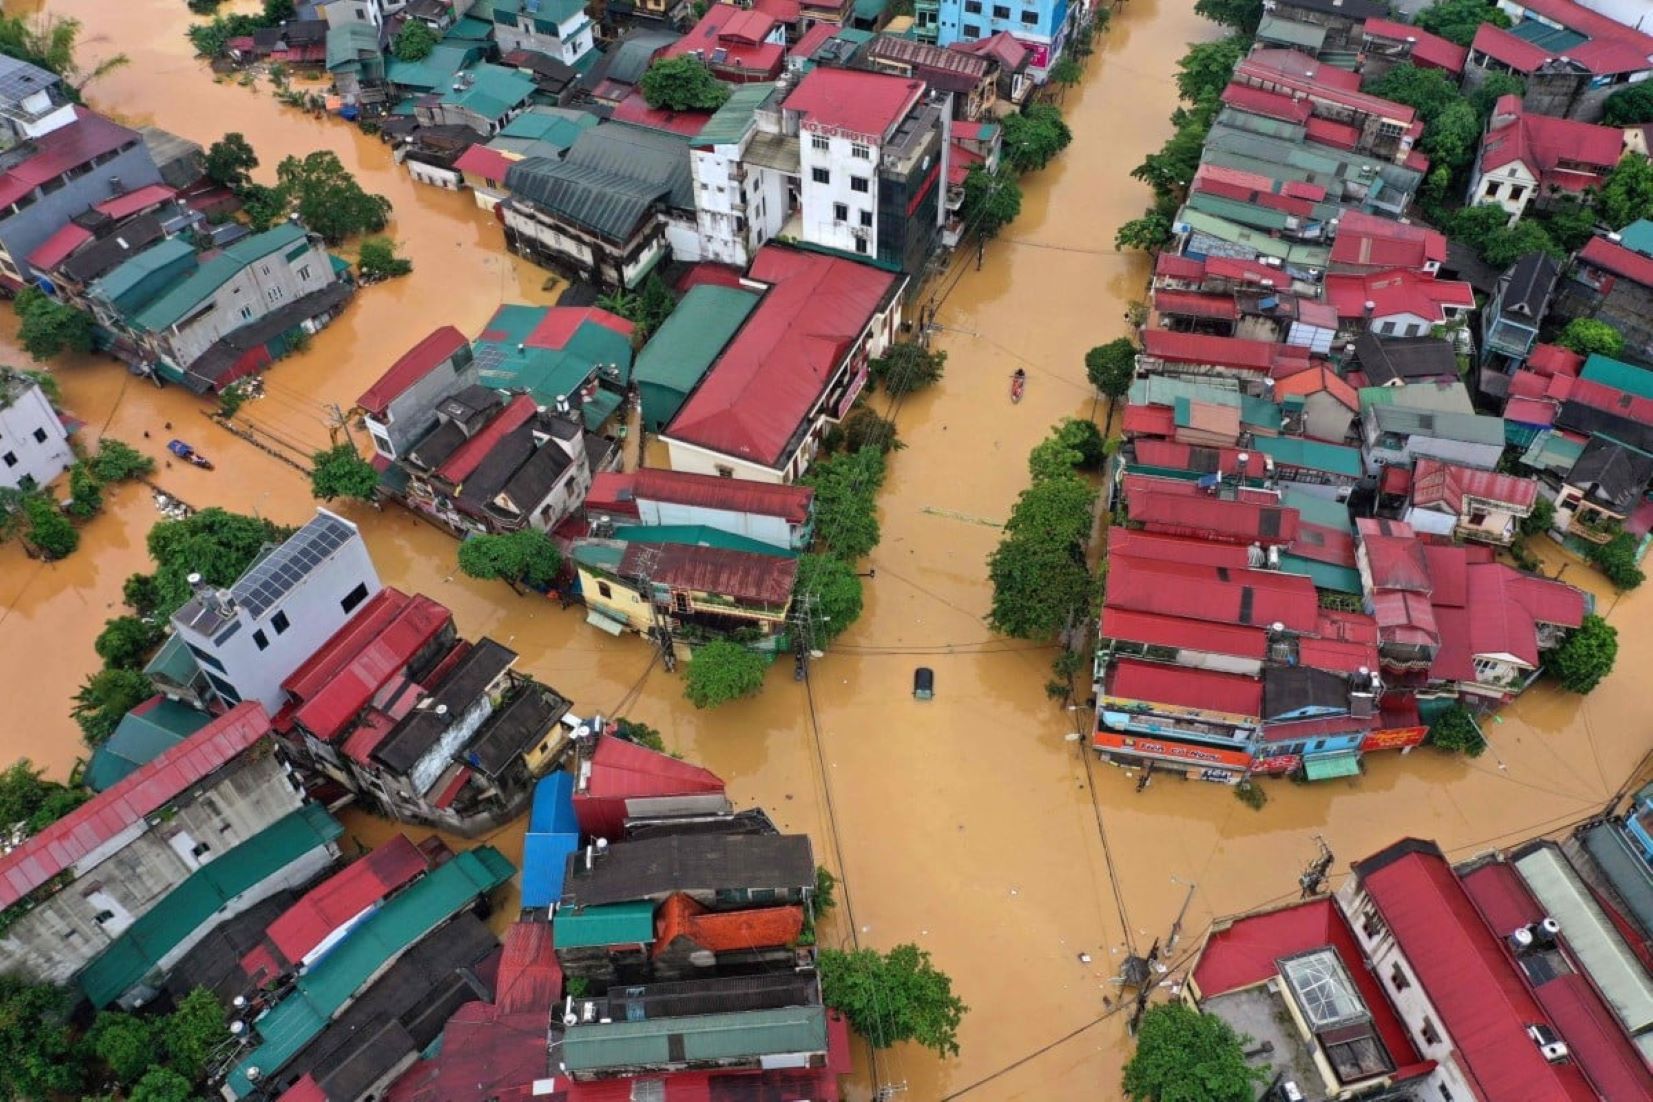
[585, 608, 626, 636]
[1303, 751, 1361, 781]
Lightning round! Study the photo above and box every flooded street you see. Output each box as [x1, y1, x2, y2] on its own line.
[4, 0, 1652, 1096]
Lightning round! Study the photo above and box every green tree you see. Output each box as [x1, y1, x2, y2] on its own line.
[1519, 495, 1556, 538]
[1468, 71, 1526, 119]
[634, 272, 677, 339]
[1585, 529, 1645, 589]
[309, 443, 379, 501]
[238, 181, 290, 231]
[1446, 203, 1514, 252]
[0, 975, 82, 1100]
[164, 986, 229, 1082]
[1133, 100, 1216, 202]
[1428, 704, 1486, 756]
[14, 286, 94, 360]
[802, 446, 887, 563]
[88, 1010, 158, 1088]
[960, 165, 1022, 239]
[19, 367, 60, 405]
[1545, 613, 1619, 693]
[793, 554, 863, 645]
[129, 1066, 195, 1102]
[356, 236, 413, 281]
[1002, 103, 1072, 173]
[988, 474, 1097, 640]
[1193, 0, 1262, 34]
[275, 151, 391, 244]
[814, 865, 838, 915]
[72, 667, 152, 745]
[90, 438, 156, 482]
[23, 493, 77, 559]
[613, 718, 666, 752]
[1556, 317, 1625, 359]
[204, 132, 258, 189]
[146, 508, 289, 617]
[639, 56, 730, 111]
[1048, 56, 1082, 90]
[835, 407, 900, 455]
[1537, 197, 1598, 252]
[65, 460, 103, 519]
[871, 343, 946, 397]
[683, 640, 766, 708]
[1481, 219, 1561, 268]
[1122, 1002, 1265, 1102]
[1603, 82, 1653, 127]
[393, 20, 438, 61]
[1086, 338, 1137, 400]
[0, 13, 127, 93]
[1597, 153, 1653, 229]
[95, 615, 164, 671]
[1415, 0, 1512, 47]
[1027, 418, 1105, 481]
[457, 529, 564, 591]
[123, 572, 162, 615]
[818, 944, 966, 1058]
[1115, 212, 1174, 252]
[1175, 36, 1245, 105]
[0, 759, 89, 834]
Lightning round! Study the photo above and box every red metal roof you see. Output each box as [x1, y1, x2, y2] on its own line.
[527, 306, 634, 350]
[1503, 396, 1557, 427]
[1324, 268, 1475, 322]
[0, 109, 142, 210]
[1329, 210, 1448, 273]
[1106, 658, 1261, 718]
[1193, 896, 1426, 1073]
[1234, 54, 1415, 124]
[1296, 635, 1378, 676]
[752, 0, 801, 21]
[674, 262, 748, 293]
[1568, 374, 1653, 425]
[357, 327, 470, 416]
[789, 20, 840, 60]
[1362, 18, 1468, 74]
[94, 183, 177, 221]
[665, 246, 897, 468]
[437, 393, 538, 482]
[1140, 329, 1278, 373]
[653, 893, 805, 956]
[1289, 520, 1357, 568]
[1191, 175, 1317, 219]
[275, 1076, 327, 1102]
[1357, 517, 1433, 592]
[1099, 607, 1267, 660]
[26, 221, 93, 271]
[953, 30, 1030, 71]
[495, 919, 562, 1014]
[1105, 527, 1252, 567]
[663, 4, 785, 77]
[1304, 115, 1361, 151]
[241, 833, 432, 981]
[1527, 344, 1583, 378]
[618, 541, 798, 606]
[1219, 83, 1312, 125]
[0, 702, 270, 910]
[584, 471, 642, 519]
[1125, 481, 1301, 546]
[1479, 97, 1621, 189]
[1578, 234, 1653, 288]
[574, 735, 725, 840]
[1358, 845, 1598, 1101]
[1471, 22, 1557, 70]
[632, 466, 814, 524]
[1153, 289, 1237, 321]
[1410, 457, 1539, 513]
[286, 589, 453, 742]
[611, 91, 714, 137]
[1104, 553, 1321, 632]
[454, 143, 514, 183]
[1130, 438, 1253, 476]
[1154, 252, 1206, 281]
[1122, 403, 1176, 438]
[783, 65, 924, 142]
[1517, 0, 1653, 55]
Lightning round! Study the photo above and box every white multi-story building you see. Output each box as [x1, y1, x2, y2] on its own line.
[689, 84, 791, 268]
[0, 368, 73, 491]
[491, 0, 597, 69]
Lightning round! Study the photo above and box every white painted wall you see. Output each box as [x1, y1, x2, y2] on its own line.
[798, 126, 880, 261]
[0, 377, 73, 490]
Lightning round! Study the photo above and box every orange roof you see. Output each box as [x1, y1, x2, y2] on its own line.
[652, 892, 805, 955]
[1272, 364, 1358, 411]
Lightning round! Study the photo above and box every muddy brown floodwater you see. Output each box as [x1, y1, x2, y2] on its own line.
[5, 0, 1652, 1097]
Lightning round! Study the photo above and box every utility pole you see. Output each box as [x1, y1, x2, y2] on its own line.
[632, 547, 676, 672]
[1299, 835, 1335, 899]
[1167, 877, 1196, 949]
[327, 402, 357, 449]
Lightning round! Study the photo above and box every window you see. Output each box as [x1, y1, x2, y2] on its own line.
[1420, 1017, 1441, 1046]
[206, 672, 241, 704]
[191, 841, 211, 858]
[2, 452, 14, 468]
[859, 209, 873, 227]
[811, 134, 829, 151]
[963, 22, 981, 37]
[1378, 321, 1396, 335]
[1389, 962, 1410, 991]
[992, 4, 1010, 16]
[61, 928, 78, 940]
[1439, 1085, 1454, 1101]
[94, 909, 116, 925]
[340, 582, 370, 614]
[266, 285, 285, 304]
[849, 143, 870, 162]
[715, 464, 734, 477]
[854, 236, 868, 254]
[271, 610, 290, 635]
[1508, 185, 1525, 202]
[239, 305, 254, 321]
[597, 581, 613, 599]
[851, 176, 869, 193]
[1404, 323, 1422, 337]
[1484, 182, 1502, 199]
[1360, 906, 1385, 938]
[32, 427, 46, 443]
[834, 202, 848, 221]
[1020, 8, 1037, 23]
[811, 166, 830, 184]
[964, 0, 981, 10]
[297, 263, 311, 281]
[186, 643, 227, 674]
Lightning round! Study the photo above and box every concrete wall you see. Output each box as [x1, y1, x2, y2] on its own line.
[369, 349, 478, 460]
[1301, 393, 1357, 446]
[161, 236, 335, 370]
[693, 139, 786, 268]
[0, 140, 164, 284]
[494, 12, 595, 67]
[798, 127, 882, 262]
[0, 752, 304, 985]
[639, 499, 798, 549]
[0, 377, 73, 490]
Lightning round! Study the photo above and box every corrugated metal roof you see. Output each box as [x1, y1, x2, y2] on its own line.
[617, 540, 797, 605]
[561, 1005, 828, 1072]
[633, 467, 814, 525]
[1250, 434, 1362, 477]
[90, 236, 197, 311]
[1099, 606, 1266, 659]
[227, 846, 515, 1097]
[783, 66, 922, 143]
[357, 328, 470, 416]
[653, 894, 804, 956]
[84, 697, 214, 792]
[506, 156, 670, 241]
[610, 524, 795, 557]
[78, 804, 342, 1007]
[554, 899, 658, 947]
[1125, 481, 1302, 545]
[1105, 657, 1262, 718]
[0, 702, 271, 911]
[131, 223, 308, 332]
[1104, 550, 1320, 632]
[441, 63, 536, 122]
[633, 284, 759, 425]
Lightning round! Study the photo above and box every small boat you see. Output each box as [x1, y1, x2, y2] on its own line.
[167, 439, 215, 470]
[1010, 370, 1026, 404]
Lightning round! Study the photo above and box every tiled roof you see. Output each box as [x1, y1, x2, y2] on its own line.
[0, 702, 270, 911]
[357, 327, 469, 416]
[653, 893, 805, 955]
[783, 65, 923, 143]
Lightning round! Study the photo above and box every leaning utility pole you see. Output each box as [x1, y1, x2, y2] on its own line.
[631, 546, 676, 673]
[1299, 835, 1335, 899]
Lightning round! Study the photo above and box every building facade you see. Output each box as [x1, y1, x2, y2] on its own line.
[933, 0, 1069, 76]
[0, 368, 73, 490]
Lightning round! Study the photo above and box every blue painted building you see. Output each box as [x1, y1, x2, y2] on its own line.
[933, 0, 1070, 76]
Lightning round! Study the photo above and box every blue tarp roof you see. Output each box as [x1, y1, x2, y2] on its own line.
[522, 771, 579, 909]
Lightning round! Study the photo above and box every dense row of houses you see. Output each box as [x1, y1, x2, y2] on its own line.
[1089, 1, 1653, 786]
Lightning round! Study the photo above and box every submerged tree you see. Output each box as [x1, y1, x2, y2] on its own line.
[871, 343, 946, 397]
[309, 443, 380, 501]
[1428, 704, 1485, 757]
[683, 641, 766, 708]
[1122, 1002, 1266, 1102]
[14, 287, 94, 361]
[457, 530, 564, 592]
[960, 165, 1023, 240]
[1546, 614, 1619, 693]
[818, 944, 966, 1058]
[792, 554, 863, 645]
[0, 13, 128, 94]
[275, 151, 392, 244]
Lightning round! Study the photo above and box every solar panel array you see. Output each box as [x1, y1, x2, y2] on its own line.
[234, 513, 354, 618]
[0, 56, 53, 105]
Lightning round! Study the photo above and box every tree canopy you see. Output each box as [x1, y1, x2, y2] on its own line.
[0, 13, 127, 93]
[871, 343, 946, 397]
[457, 529, 564, 591]
[145, 508, 290, 618]
[1122, 1002, 1266, 1102]
[683, 641, 766, 708]
[1415, 0, 1512, 46]
[1086, 338, 1137, 399]
[204, 132, 258, 190]
[0, 975, 81, 1100]
[357, 236, 413, 281]
[988, 472, 1097, 640]
[1556, 317, 1625, 359]
[1603, 82, 1653, 128]
[1545, 613, 1618, 693]
[793, 553, 863, 645]
[14, 286, 94, 361]
[309, 443, 380, 501]
[1115, 211, 1174, 252]
[1027, 419, 1106, 482]
[163, 987, 229, 1082]
[802, 446, 888, 563]
[598, 272, 676, 340]
[1428, 704, 1485, 756]
[393, 20, 439, 61]
[1002, 103, 1073, 173]
[818, 943, 966, 1058]
[1175, 35, 1245, 105]
[72, 667, 153, 746]
[639, 57, 730, 111]
[960, 165, 1022, 240]
[22, 493, 77, 560]
[0, 759, 90, 835]
[88, 1010, 157, 1088]
[1597, 153, 1653, 230]
[1192, 0, 1262, 35]
[65, 461, 102, 520]
[275, 151, 392, 244]
[94, 615, 164, 671]
[1585, 530, 1645, 590]
[89, 438, 155, 483]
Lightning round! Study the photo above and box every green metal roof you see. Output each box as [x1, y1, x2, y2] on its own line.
[387, 43, 482, 91]
[1280, 487, 1354, 531]
[634, 284, 758, 428]
[562, 1006, 828, 1072]
[1240, 396, 1282, 429]
[226, 846, 514, 1097]
[85, 699, 213, 792]
[582, 386, 623, 430]
[1257, 13, 1327, 48]
[693, 82, 776, 148]
[1251, 435, 1363, 478]
[1278, 553, 1362, 594]
[1359, 382, 1473, 413]
[1581, 354, 1653, 400]
[79, 804, 342, 1008]
[506, 123, 694, 240]
[1520, 430, 1586, 475]
[90, 238, 197, 314]
[441, 64, 537, 123]
[1128, 375, 1242, 409]
[610, 524, 796, 557]
[552, 900, 656, 947]
[1187, 191, 1295, 233]
[472, 306, 632, 404]
[144, 633, 200, 685]
[1616, 219, 1653, 257]
[445, 15, 495, 42]
[1178, 209, 1332, 266]
[1370, 405, 1506, 446]
[852, 0, 889, 21]
[501, 105, 599, 151]
[131, 224, 309, 333]
[326, 21, 381, 72]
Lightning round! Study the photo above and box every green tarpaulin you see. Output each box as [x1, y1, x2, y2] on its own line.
[1303, 752, 1361, 781]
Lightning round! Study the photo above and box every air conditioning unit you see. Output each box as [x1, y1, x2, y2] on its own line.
[1542, 1042, 1570, 1063]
